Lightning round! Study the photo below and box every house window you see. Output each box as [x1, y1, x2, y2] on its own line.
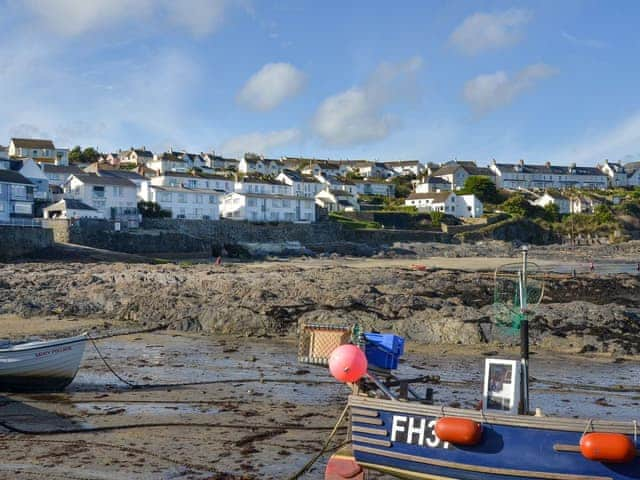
[93, 186, 105, 198]
[248, 198, 257, 207]
[282, 199, 290, 207]
[159, 192, 172, 202]
[113, 186, 123, 197]
[178, 193, 187, 203]
[195, 194, 203, 204]
[11, 185, 27, 199]
[208, 195, 217, 204]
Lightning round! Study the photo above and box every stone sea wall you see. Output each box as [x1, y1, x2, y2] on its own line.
[0, 225, 54, 260]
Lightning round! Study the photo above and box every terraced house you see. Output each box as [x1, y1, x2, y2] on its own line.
[0, 169, 34, 223]
[490, 159, 609, 190]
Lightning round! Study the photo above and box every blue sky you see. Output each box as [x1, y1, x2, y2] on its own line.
[1, 0, 639, 166]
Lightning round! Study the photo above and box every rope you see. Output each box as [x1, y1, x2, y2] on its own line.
[285, 404, 350, 480]
[88, 335, 140, 389]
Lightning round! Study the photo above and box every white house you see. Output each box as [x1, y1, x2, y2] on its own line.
[351, 179, 395, 197]
[383, 160, 425, 177]
[43, 198, 104, 219]
[455, 194, 484, 218]
[8, 138, 68, 165]
[151, 172, 234, 193]
[298, 159, 349, 177]
[570, 196, 602, 214]
[532, 192, 571, 214]
[64, 174, 139, 227]
[0, 170, 34, 222]
[430, 161, 494, 190]
[490, 160, 608, 190]
[276, 169, 324, 198]
[141, 183, 222, 220]
[120, 148, 154, 166]
[234, 175, 291, 195]
[598, 160, 628, 187]
[202, 153, 239, 172]
[314, 174, 358, 197]
[146, 152, 189, 173]
[41, 164, 84, 186]
[404, 192, 457, 215]
[345, 161, 393, 179]
[315, 189, 359, 212]
[415, 176, 452, 193]
[238, 155, 281, 175]
[221, 192, 316, 222]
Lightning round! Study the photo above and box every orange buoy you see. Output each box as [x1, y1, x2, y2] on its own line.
[434, 417, 482, 446]
[325, 453, 364, 479]
[328, 344, 368, 383]
[580, 433, 636, 463]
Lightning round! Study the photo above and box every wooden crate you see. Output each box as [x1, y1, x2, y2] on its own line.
[298, 323, 351, 365]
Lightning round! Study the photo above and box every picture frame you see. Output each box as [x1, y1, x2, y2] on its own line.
[482, 358, 521, 415]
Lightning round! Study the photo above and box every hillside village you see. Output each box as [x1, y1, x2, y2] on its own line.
[1, 137, 640, 242]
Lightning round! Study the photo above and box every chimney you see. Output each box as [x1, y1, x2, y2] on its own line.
[545, 161, 551, 168]
[518, 159, 525, 166]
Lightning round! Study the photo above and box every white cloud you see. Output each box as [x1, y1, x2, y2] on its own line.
[312, 56, 423, 146]
[17, 0, 237, 37]
[450, 9, 532, 55]
[237, 63, 307, 111]
[561, 32, 607, 49]
[548, 112, 640, 165]
[221, 128, 301, 156]
[463, 63, 557, 114]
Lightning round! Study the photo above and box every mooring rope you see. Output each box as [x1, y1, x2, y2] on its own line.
[285, 404, 350, 480]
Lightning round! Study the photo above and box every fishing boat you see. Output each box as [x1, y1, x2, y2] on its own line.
[301, 247, 640, 480]
[0, 333, 88, 392]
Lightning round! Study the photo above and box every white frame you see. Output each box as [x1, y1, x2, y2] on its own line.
[482, 358, 521, 415]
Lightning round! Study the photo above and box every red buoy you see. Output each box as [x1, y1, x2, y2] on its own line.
[328, 344, 368, 383]
[580, 433, 636, 463]
[434, 417, 482, 446]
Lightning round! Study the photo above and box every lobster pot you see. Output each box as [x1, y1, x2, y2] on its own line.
[297, 323, 351, 365]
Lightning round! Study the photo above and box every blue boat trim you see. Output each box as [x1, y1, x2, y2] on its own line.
[353, 444, 614, 480]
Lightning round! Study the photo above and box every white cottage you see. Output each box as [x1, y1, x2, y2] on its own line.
[221, 192, 316, 222]
[532, 192, 571, 214]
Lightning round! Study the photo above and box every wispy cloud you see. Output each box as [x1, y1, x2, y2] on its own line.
[221, 128, 301, 156]
[237, 63, 307, 111]
[17, 0, 242, 37]
[561, 31, 607, 49]
[548, 111, 640, 164]
[450, 9, 532, 55]
[312, 56, 423, 146]
[463, 63, 557, 114]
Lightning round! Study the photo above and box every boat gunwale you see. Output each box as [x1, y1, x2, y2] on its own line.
[349, 395, 640, 435]
[0, 334, 88, 353]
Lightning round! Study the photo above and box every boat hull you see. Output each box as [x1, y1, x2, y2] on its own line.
[349, 395, 640, 480]
[0, 335, 87, 392]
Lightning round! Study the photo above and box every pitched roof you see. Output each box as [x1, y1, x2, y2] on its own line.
[494, 162, 606, 176]
[99, 170, 147, 181]
[0, 169, 33, 185]
[280, 169, 321, 183]
[131, 148, 153, 158]
[423, 176, 450, 184]
[433, 161, 492, 177]
[407, 192, 453, 202]
[11, 138, 55, 150]
[239, 175, 284, 185]
[71, 173, 136, 187]
[384, 160, 421, 168]
[45, 199, 97, 211]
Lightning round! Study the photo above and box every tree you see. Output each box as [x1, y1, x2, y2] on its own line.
[543, 203, 560, 222]
[430, 210, 444, 227]
[69, 146, 82, 164]
[593, 204, 614, 224]
[390, 175, 414, 198]
[461, 176, 499, 203]
[499, 194, 532, 217]
[82, 147, 100, 164]
[137, 201, 171, 218]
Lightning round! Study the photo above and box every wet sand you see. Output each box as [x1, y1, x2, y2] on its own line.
[1, 331, 639, 479]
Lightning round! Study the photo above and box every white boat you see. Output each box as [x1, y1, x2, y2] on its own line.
[0, 333, 88, 392]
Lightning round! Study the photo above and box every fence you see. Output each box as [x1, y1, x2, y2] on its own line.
[0, 218, 43, 228]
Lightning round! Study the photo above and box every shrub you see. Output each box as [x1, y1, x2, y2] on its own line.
[460, 176, 500, 203]
[138, 201, 171, 218]
[429, 210, 444, 227]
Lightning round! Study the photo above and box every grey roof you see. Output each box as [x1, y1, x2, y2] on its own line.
[99, 170, 147, 181]
[424, 176, 450, 184]
[131, 148, 153, 158]
[328, 189, 354, 197]
[41, 164, 84, 174]
[407, 192, 453, 202]
[384, 160, 421, 167]
[0, 169, 33, 185]
[240, 175, 284, 185]
[280, 169, 321, 183]
[494, 163, 606, 176]
[45, 199, 97, 211]
[71, 173, 136, 187]
[11, 138, 55, 149]
[433, 161, 492, 177]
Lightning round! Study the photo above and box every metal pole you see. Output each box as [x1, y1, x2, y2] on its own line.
[519, 246, 530, 414]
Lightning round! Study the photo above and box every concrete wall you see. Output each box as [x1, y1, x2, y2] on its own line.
[0, 226, 54, 260]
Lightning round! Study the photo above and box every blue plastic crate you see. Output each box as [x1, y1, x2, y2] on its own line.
[363, 333, 405, 355]
[365, 343, 400, 370]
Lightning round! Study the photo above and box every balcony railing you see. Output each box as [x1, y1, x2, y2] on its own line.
[0, 218, 42, 228]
